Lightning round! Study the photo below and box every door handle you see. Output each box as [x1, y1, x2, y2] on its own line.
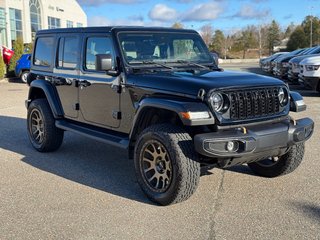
[79, 80, 91, 88]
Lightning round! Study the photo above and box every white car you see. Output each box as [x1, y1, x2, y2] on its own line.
[299, 55, 320, 92]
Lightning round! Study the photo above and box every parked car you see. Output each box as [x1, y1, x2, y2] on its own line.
[269, 49, 303, 75]
[273, 48, 309, 78]
[26, 26, 314, 205]
[288, 46, 320, 83]
[298, 55, 320, 92]
[2, 46, 14, 65]
[260, 52, 288, 73]
[15, 53, 31, 83]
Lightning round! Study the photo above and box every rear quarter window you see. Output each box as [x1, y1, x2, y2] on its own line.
[57, 36, 79, 69]
[34, 37, 54, 67]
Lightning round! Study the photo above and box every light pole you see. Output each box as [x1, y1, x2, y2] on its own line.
[310, 16, 313, 47]
[310, 6, 314, 47]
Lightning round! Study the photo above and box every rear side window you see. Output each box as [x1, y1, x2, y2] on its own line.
[34, 37, 54, 67]
[57, 36, 79, 69]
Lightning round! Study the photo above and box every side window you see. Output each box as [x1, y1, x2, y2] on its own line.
[57, 36, 79, 69]
[34, 37, 54, 67]
[85, 37, 113, 71]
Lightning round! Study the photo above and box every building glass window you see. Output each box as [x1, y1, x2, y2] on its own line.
[48, 17, 61, 29]
[0, 8, 7, 46]
[67, 20, 73, 28]
[0, 8, 5, 29]
[77, 23, 83, 27]
[9, 8, 23, 41]
[29, 0, 42, 37]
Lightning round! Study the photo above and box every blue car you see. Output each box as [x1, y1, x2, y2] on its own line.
[15, 54, 31, 83]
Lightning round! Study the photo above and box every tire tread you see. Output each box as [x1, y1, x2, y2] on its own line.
[134, 124, 200, 205]
[27, 99, 64, 152]
[248, 143, 305, 177]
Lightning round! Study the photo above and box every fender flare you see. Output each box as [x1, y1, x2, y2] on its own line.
[129, 97, 215, 139]
[290, 91, 306, 112]
[26, 79, 64, 118]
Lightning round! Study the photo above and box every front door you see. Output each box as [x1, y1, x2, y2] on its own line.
[78, 35, 121, 128]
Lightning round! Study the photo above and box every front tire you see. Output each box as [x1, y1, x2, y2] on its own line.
[27, 99, 64, 152]
[134, 124, 200, 205]
[20, 70, 29, 83]
[248, 143, 305, 177]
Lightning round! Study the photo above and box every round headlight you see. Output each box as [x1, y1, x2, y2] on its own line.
[278, 87, 288, 106]
[209, 93, 224, 112]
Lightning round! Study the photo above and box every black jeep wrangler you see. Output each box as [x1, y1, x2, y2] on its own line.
[26, 27, 314, 205]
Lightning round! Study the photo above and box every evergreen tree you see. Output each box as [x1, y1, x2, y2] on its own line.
[286, 26, 308, 50]
[210, 30, 225, 56]
[301, 15, 320, 46]
[267, 20, 281, 54]
[0, 53, 5, 79]
[8, 37, 24, 72]
[284, 22, 296, 38]
[232, 26, 258, 58]
[24, 42, 34, 54]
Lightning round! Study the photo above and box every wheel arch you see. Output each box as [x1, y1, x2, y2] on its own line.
[128, 97, 214, 158]
[26, 79, 64, 119]
[20, 68, 30, 73]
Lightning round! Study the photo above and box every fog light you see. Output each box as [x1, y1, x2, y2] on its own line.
[305, 126, 313, 138]
[226, 141, 239, 152]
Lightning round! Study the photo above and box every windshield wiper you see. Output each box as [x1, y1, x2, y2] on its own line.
[131, 60, 174, 70]
[176, 60, 223, 72]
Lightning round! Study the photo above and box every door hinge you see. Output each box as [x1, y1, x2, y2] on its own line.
[112, 85, 122, 93]
[112, 110, 121, 120]
[75, 103, 80, 110]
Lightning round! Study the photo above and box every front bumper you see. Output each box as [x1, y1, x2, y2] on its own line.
[288, 70, 299, 82]
[261, 64, 272, 73]
[14, 68, 21, 78]
[300, 76, 319, 91]
[275, 66, 289, 78]
[194, 118, 314, 166]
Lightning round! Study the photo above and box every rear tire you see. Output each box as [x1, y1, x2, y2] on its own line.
[134, 124, 200, 205]
[27, 99, 64, 152]
[248, 143, 304, 177]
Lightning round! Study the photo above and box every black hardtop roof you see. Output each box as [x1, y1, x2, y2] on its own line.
[36, 26, 198, 35]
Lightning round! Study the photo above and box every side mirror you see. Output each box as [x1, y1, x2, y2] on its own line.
[95, 54, 113, 71]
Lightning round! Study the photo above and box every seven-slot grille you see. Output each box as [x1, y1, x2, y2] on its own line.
[227, 87, 280, 120]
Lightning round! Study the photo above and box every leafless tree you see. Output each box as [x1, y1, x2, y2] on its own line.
[200, 24, 214, 47]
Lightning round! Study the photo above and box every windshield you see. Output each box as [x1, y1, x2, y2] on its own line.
[117, 31, 213, 65]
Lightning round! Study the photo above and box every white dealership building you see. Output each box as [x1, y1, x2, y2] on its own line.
[0, 0, 87, 49]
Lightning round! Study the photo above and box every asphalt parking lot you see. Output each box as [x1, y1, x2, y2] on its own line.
[0, 63, 319, 240]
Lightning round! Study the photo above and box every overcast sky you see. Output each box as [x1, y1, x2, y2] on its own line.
[77, 0, 318, 33]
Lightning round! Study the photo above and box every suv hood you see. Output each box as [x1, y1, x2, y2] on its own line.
[300, 55, 320, 65]
[290, 54, 320, 64]
[275, 55, 298, 63]
[130, 70, 284, 97]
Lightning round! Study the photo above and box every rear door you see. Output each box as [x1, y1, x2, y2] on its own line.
[53, 35, 80, 119]
[78, 34, 121, 128]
